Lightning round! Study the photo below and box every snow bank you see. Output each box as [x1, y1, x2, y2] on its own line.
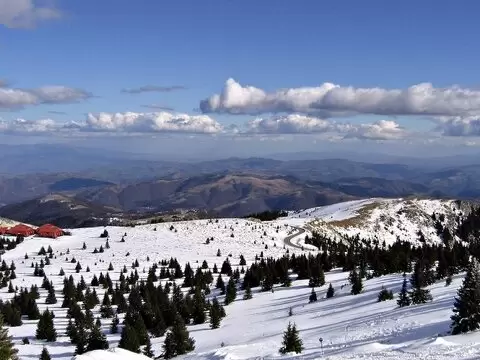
[74, 348, 151, 360]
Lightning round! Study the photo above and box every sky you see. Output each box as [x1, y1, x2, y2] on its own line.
[1, 0, 480, 160]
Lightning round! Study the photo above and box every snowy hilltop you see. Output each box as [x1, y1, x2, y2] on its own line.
[282, 198, 475, 245]
[0, 198, 479, 359]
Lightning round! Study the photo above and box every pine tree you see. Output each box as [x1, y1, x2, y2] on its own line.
[309, 288, 318, 303]
[209, 297, 222, 329]
[326, 283, 335, 298]
[279, 322, 303, 354]
[36, 310, 56, 341]
[86, 325, 109, 352]
[192, 289, 206, 324]
[397, 273, 411, 307]
[446, 273, 453, 286]
[224, 278, 237, 305]
[74, 325, 88, 355]
[410, 260, 432, 304]
[0, 314, 18, 360]
[143, 336, 155, 358]
[119, 324, 140, 353]
[216, 274, 225, 294]
[377, 286, 394, 302]
[110, 314, 119, 334]
[451, 258, 480, 334]
[308, 262, 325, 288]
[45, 287, 57, 304]
[162, 332, 176, 359]
[349, 268, 363, 295]
[39, 347, 51, 360]
[243, 285, 253, 300]
[162, 313, 195, 359]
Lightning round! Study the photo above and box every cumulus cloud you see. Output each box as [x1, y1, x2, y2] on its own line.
[0, 88, 38, 108]
[0, 85, 92, 109]
[0, 0, 61, 29]
[436, 116, 480, 137]
[340, 120, 408, 140]
[242, 115, 408, 141]
[0, 111, 223, 136]
[0, 118, 60, 134]
[246, 114, 333, 134]
[84, 112, 222, 134]
[201, 78, 480, 118]
[121, 85, 186, 94]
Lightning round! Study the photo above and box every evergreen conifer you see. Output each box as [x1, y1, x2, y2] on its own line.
[451, 258, 480, 334]
[279, 322, 303, 354]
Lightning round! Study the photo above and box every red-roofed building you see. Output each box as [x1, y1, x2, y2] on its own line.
[36, 224, 63, 239]
[0, 227, 8, 235]
[7, 224, 36, 237]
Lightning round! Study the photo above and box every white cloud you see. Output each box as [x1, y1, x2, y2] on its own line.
[201, 78, 480, 118]
[0, 0, 61, 29]
[0, 111, 224, 136]
[0, 118, 59, 134]
[340, 120, 408, 140]
[0, 85, 92, 109]
[32, 86, 92, 104]
[0, 88, 38, 108]
[436, 116, 480, 137]
[246, 114, 333, 134]
[84, 112, 223, 134]
[242, 115, 408, 141]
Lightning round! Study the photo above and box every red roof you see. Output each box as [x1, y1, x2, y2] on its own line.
[0, 227, 8, 235]
[36, 224, 63, 238]
[37, 224, 62, 232]
[8, 224, 36, 236]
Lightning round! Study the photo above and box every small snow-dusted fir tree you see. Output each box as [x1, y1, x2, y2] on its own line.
[162, 313, 195, 359]
[279, 322, 303, 354]
[209, 297, 223, 329]
[86, 324, 109, 352]
[309, 288, 318, 303]
[409, 260, 432, 304]
[0, 314, 18, 360]
[397, 273, 411, 307]
[119, 324, 140, 353]
[243, 285, 253, 300]
[143, 336, 155, 358]
[36, 310, 56, 342]
[349, 268, 363, 295]
[377, 286, 394, 302]
[39, 347, 51, 360]
[326, 283, 335, 298]
[451, 258, 480, 334]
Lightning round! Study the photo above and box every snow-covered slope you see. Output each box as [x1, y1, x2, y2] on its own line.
[74, 348, 151, 360]
[282, 198, 470, 245]
[1, 199, 480, 360]
[0, 216, 23, 227]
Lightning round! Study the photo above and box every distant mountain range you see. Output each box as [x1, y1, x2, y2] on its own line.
[1, 151, 480, 226]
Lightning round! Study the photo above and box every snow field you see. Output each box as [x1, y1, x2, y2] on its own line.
[0, 201, 478, 359]
[0, 218, 308, 359]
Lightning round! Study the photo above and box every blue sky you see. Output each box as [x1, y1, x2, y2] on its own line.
[1, 0, 480, 158]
